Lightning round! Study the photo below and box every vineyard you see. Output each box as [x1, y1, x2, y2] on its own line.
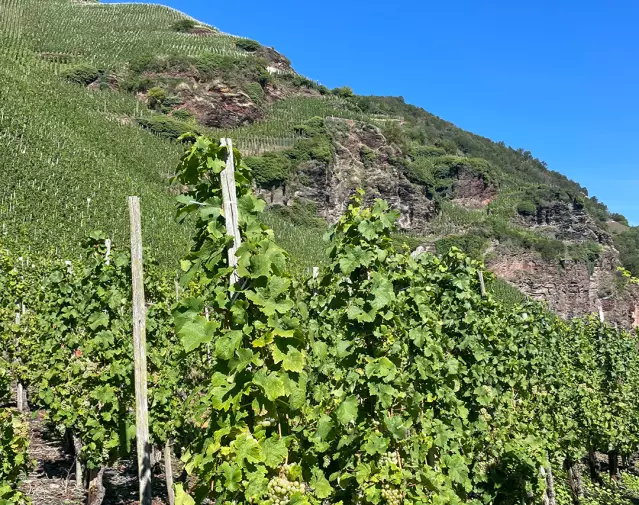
[1, 137, 639, 505]
[2, 0, 639, 503]
[0, 0, 377, 268]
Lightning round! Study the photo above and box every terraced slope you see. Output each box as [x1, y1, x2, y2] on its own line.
[1, 0, 638, 323]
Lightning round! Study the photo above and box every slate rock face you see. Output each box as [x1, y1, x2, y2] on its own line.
[488, 247, 639, 329]
[258, 118, 437, 229]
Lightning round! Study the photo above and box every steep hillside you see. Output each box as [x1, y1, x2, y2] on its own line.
[1, 0, 638, 325]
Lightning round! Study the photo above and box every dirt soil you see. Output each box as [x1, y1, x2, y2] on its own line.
[21, 410, 172, 505]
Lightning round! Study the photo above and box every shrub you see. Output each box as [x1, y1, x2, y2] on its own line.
[245, 82, 265, 104]
[411, 145, 447, 158]
[332, 86, 354, 98]
[61, 64, 100, 85]
[614, 227, 639, 276]
[170, 108, 194, 122]
[136, 115, 198, 140]
[235, 38, 260, 52]
[289, 137, 332, 164]
[405, 157, 435, 186]
[146, 86, 166, 110]
[245, 152, 292, 187]
[172, 19, 196, 33]
[120, 75, 155, 93]
[294, 116, 326, 138]
[435, 231, 488, 259]
[359, 145, 377, 168]
[517, 200, 537, 217]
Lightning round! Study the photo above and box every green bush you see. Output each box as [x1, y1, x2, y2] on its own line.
[245, 82, 265, 104]
[235, 38, 260, 52]
[294, 116, 326, 138]
[61, 64, 100, 85]
[172, 19, 196, 33]
[405, 157, 435, 186]
[516, 200, 537, 217]
[146, 86, 166, 110]
[359, 145, 377, 168]
[332, 86, 354, 98]
[290, 137, 333, 164]
[411, 145, 447, 158]
[128, 53, 167, 73]
[170, 108, 194, 122]
[435, 231, 488, 259]
[245, 152, 292, 187]
[136, 115, 198, 140]
[614, 227, 639, 276]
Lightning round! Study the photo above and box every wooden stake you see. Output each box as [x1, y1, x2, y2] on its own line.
[128, 196, 152, 505]
[15, 311, 23, 412]
[105, 239, 112, 265]
[164, 441, 175, 505]
[73, 433, 84, 491]
[220, 138, 242, 286]
[478, 271, 487, 298]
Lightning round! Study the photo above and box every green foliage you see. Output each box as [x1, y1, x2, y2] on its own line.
[0, 410, 32, 504]
[171, 136, 311, 504]
[32, 233, 135, 470]
[487, 277, 527, 307]
[516, 200, 537, 217]
[245, 152, 292, 188]
[171, 19, 196, 33]
[359, 145, 377, 168]
[60, 64, 100, 86]
[435, 231, 488, 259]
[170, 108, 195, 122]
[610, 213, 629, 226]
[146, 86, 167, 110]
[405, 155, 494, 197]
[136, 115, 199, 140]
[614, 227, 639, 277]
[331, 86, 354, 98]
[236, 38, 261, 52]
[245, 82, 265, 104]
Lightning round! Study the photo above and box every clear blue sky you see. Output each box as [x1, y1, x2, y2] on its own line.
[104, 0, 639, 225]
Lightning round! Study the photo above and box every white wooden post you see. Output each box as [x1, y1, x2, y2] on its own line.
[478, 271, 487, 298]
[220, 138, 242, 286]
[105, 239, 112, 265]
[128, 196, 152, 505]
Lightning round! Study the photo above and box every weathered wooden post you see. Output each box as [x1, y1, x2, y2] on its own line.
[478, 271, 487, 298]
[220, 138, 242, 286]
[128, 196, 152, 505]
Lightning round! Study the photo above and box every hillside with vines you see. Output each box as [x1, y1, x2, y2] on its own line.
[1, 137, 639, 505]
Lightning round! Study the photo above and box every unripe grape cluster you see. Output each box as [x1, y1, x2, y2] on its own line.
[381, 484, 402, 505]
[266, 465, 306, 505]
[380, 450, 399, 467]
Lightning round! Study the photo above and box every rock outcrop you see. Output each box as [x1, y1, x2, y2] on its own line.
[259, 118, 438, 228]
[487, 247, 639, 328]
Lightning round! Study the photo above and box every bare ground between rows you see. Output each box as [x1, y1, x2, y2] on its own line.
[21, 409, 172, 505]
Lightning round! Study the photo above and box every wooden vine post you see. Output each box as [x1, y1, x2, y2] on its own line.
[128, 196, 152, 505]
[220, 138, 242, 286]
[477, 271, 486, 298]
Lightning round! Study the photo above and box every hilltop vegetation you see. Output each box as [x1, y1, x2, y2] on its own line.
[0, 0, 637, 303]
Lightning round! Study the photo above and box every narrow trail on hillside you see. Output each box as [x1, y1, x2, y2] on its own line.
[21, 407, 172, 505]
